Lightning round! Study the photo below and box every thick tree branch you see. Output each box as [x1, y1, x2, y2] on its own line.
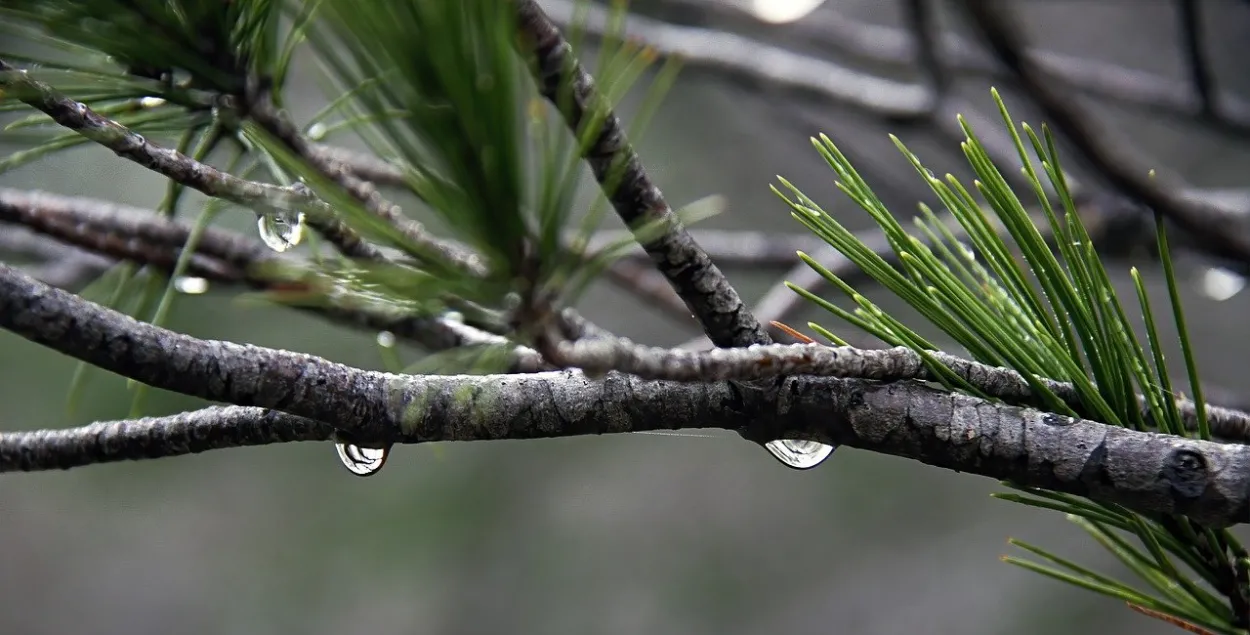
[0, 59, 383, 260]
[540, 325, 1250, 443]
[1, 264, 1248, 526]
[514, 0, 771, 348]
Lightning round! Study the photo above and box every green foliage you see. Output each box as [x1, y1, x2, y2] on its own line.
[0, 0, 282, 92]
[260, 0, 688, 313]
[776, 88, 1247, 633]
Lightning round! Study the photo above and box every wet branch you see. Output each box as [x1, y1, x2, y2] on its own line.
[537, 320, 1250, 443]
[514, 0, 772, 348]
[243, 100, 487, 276]
[0, 59, 383, 260]
[0, 407, 332, 471]
[0, 263, 1247, 526]
[0, 187, 546, 370]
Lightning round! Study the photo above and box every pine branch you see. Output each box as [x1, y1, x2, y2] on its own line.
[513, 0, 771, 349]
[0, 59, 383, 260]
[307, 143, 407, 187]
[543, 1, 1250, 275]
[1, 263, 1248, 526]
[0, 187, 547, 370]
[242, 99, 487, 276]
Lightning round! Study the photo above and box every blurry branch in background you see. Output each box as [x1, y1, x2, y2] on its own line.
[626, 0, 1250, 133]
[962, 0, 1250, 271]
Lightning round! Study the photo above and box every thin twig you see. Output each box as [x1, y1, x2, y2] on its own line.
[515, 0, 773, 348]
[244, 100, 487, 276]
[0, 59, 384, 261]
[0, 406, 332, 472]
[0, 188, 547, 370]
[307, 143, 407, 187]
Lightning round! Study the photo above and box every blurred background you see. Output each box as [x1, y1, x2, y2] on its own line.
[2, 1, 1250, 633]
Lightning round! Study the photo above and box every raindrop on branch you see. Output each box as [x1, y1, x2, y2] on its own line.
[335, 441, 391, 477]
[256, 210, 306, 253]
[307, 122, 328, 141]
[764, 439, 835, 469]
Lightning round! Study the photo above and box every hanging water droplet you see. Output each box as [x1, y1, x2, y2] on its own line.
[1199, 267, 1245, 302]
[307, 122, 328, 141]
[764, 439, 835, 469]
[335, 441, 390, 477]
[256, 211, 306, 253]
[139, 96, 166, 108]
[376, 331, 396, 348]
[174, 276, 209, 294]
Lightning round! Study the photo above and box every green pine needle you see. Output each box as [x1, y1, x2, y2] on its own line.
[779, 89, 1244, 631]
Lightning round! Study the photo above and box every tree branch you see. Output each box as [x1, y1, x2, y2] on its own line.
[0, 59, 384, 260]
[242, 99, 487, 276]
[542, 1, 1250, 275]
[539, 0, 930, 119]
[1, 263, 1248, 526]
[630, 0, 1250, 132]
[0, 406, 331, 472]
[0, 187, 548, 371]
[514, 0, 772, 348]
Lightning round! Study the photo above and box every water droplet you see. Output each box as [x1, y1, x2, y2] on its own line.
[376, 331, 396, 348]
[335, 441, 390, 477]
[139, 96, 166, 108]
[764, 439, 835, 469]
[174, 276, 208, 294]
[1199, 267, 1245, 302]
[307, 122, 328, 141]
[256, 211, 306, 253]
